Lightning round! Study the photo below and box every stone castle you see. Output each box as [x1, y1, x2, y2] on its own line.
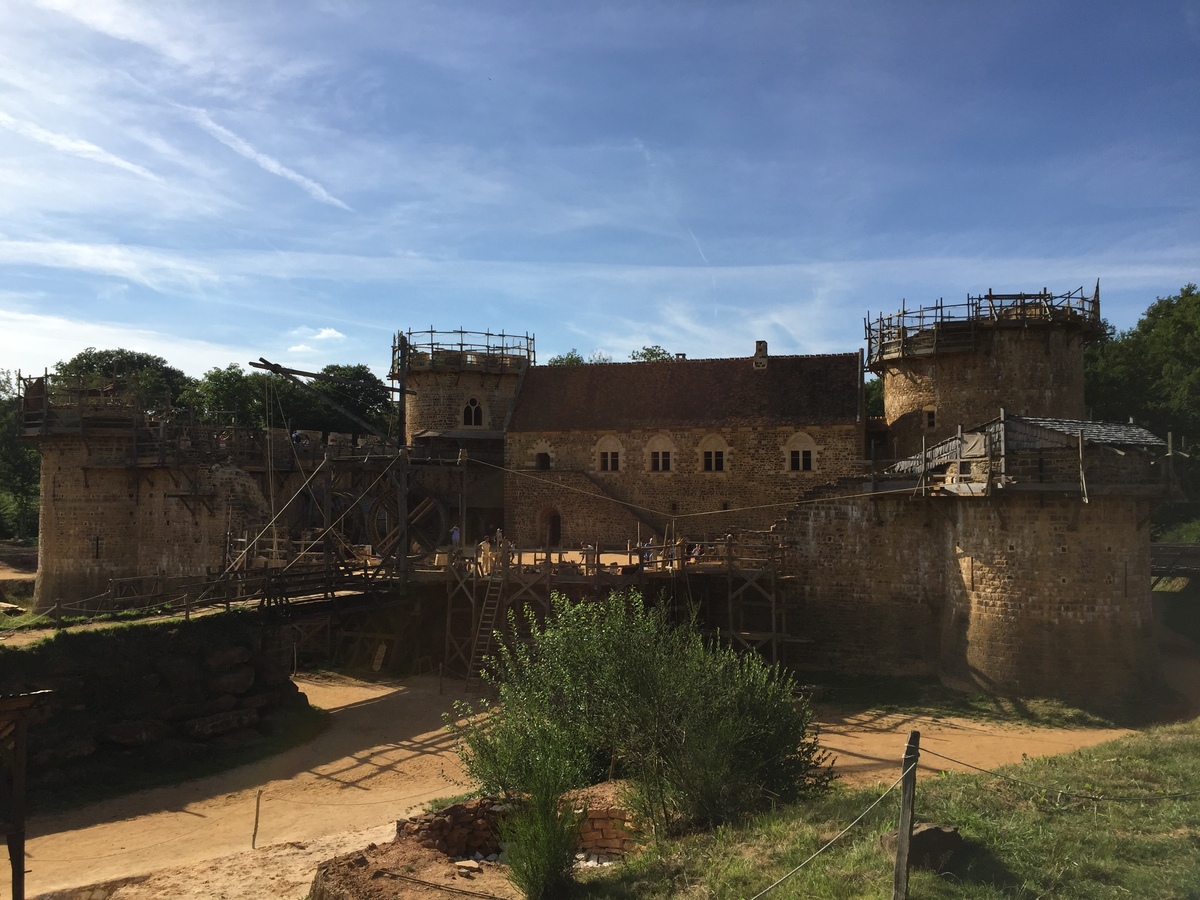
[21, 285, 1169, 710]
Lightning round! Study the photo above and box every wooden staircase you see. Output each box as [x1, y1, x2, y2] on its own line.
[464, 573, 506, 694]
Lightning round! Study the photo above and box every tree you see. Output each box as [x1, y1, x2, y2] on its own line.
[55, 347, 194, 408]
[0, 371, 39, 540]
[1084, 284, 1200, 536]
[304, 364, 392, 436]
[864, 377, 884, 417]
[1085, 285, 1200, 442]
[630, 344, 672, 362]
[546, 349, 584, 366]
[177, 364, 264, 426]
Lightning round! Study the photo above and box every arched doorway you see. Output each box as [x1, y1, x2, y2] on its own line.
[537, 507, 562, 548]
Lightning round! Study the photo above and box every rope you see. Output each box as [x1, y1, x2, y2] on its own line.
[747, 762, 913, 899]
[920, 747, 1200, 803]
[471, 456, 928, 524]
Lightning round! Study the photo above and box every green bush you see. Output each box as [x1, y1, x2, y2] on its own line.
[449, 592, 831, 844]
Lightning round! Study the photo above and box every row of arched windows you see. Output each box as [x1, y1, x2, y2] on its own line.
[584, 432, 820, 474]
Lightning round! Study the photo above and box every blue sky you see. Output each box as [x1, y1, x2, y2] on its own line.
[1, 1, 1198, 380]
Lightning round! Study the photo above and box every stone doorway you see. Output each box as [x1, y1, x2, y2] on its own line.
[537, 508, 562, 547]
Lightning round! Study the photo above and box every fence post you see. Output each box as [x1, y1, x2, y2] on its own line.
[892, 729, 921, 900]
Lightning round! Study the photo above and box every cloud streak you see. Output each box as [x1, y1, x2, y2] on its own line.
[187, 108, 351, 210]
[0, 109, 161, 181]
[0, 239, 217, 290]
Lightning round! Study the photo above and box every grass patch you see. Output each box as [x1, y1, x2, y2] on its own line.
[578, 717, 1200, 898]
[30, 702, 330, 814]
[803, 672, 1117, 728]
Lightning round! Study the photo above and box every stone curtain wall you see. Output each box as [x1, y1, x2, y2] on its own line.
[34, 435, 276, 609]
[35, 436, 140, 610]
[779, 485, 1156, 712]
[940, 493, 1156, 709]
[504, 423, 862, 546]
[779, 482, 946, 676]
[882, 328, 1089, 458]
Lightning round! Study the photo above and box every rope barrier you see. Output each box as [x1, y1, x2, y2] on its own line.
[746, 763, 914, 899]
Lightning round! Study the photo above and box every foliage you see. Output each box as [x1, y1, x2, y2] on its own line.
[545, 348, 614, 365]
[1085, 284, 1200, 443]
[55, 347, 194, 407]
[497, 721, 589, 900]
[0, 371, 39, 540]
[630, 344, 672, 362]
[577, 719, 1200, 899]
[178, 362, 392, 436]
[1084, 283, 1200, 530]
[546, 349, 585, 366]
[176, 363, 267, 426]
[450, 593, 831, 842]
[864, 377, 884, 417]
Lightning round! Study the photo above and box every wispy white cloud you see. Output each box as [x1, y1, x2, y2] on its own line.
[0, 305, 258, 377]
[187, 108, 351, 210]
[0, 240, 217, 291]
[0, 109, 161, 181]
[287, 343, 314, 353]
[314, 327, 344, 340]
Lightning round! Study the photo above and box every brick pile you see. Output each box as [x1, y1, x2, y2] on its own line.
[397, 797, 503, 858]
[576, 805, 638, 857]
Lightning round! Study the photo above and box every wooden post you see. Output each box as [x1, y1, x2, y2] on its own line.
[892, 729, 921, 900]
[251, 789, 263, 849]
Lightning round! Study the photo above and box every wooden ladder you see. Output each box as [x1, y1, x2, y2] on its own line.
[465, 574, 505, 694]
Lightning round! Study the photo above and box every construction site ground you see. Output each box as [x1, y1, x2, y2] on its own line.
[15, 662, 1200, 900]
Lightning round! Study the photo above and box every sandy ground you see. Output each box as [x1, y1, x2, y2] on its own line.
[5, 671, 1153, 900]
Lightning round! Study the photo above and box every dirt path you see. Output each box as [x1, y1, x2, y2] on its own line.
[7, 671, 1145, 900]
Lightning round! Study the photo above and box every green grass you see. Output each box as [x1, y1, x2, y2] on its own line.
[802, 672, 1117, 728]
[575, 718, 1200, 899]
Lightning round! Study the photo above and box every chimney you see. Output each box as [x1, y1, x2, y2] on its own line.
[753, 340, 768, 370]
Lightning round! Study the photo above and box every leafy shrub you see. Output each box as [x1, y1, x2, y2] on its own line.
[449, 592, 831, 846]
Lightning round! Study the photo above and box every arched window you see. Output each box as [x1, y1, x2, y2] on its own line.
[698, 434, 729, 473]
[463, 397, 483, 428]
[784, 431, 818, 473]
[595, 435, 623, 473]
[646, 434, 676, 473]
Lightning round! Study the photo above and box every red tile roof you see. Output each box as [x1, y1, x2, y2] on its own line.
[508, 353, 861, 432]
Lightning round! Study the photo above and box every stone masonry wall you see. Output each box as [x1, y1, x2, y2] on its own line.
[34, 436, 275, 610]
[940, 493, 1156, 709]
[883, 327, 1088, 458]
[778, 484, 1156, 711]
[405, 369, 523, 443]
[779, 484, 946, 676]
[505, 423, 863, 546]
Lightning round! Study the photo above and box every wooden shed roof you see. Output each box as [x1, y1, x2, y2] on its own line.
[507, 353, 861, 432]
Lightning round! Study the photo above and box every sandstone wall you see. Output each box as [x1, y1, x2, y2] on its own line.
[504, 423, 863, 546]
[882, 327, 1088, 458]
[778, 485, 1156, 712]
[34, 436, 276, 610]
[405, 369, 523, 443]
[939, 493, 1156, 708]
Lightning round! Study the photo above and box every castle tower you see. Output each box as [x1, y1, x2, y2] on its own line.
[393, 329, 534, 447]
[866, 286, 1104, 458]
[392, 329, 534, 541]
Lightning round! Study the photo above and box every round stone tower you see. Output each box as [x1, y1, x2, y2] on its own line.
[866, 286, 1104, 459]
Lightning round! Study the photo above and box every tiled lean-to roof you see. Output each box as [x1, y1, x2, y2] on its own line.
[508, 353, 862, 432]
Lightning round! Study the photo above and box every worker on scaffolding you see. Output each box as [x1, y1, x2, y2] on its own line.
[477, 536, 493, 577]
